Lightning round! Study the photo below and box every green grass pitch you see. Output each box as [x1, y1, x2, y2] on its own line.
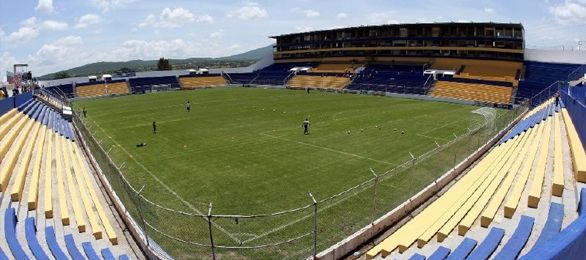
[76, 87, 504, 258]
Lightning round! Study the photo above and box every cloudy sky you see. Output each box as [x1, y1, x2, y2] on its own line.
[0, 0, 585, 80]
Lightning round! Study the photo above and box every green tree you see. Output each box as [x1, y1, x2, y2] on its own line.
[157, 57, 172, 70]
[53, 71, 71, 79]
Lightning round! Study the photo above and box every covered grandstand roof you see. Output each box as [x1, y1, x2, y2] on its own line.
[270, 22, 524, 38]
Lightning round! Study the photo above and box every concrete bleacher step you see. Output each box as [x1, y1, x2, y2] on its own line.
[494, 215, 535, 260]
[466, 227, 505, 260]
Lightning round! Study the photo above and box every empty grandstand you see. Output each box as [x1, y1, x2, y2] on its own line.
[1, 18, 584, 260]
[0, 94, 139, 259]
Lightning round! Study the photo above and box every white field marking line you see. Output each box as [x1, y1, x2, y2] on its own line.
[245, 114, 483, 243]
[89, 119, 242, 243]
[418, 119, 466, 136]
[243, 130, 461, 243]
[417, 133, 448, 141]
[260, 132, 394, 166]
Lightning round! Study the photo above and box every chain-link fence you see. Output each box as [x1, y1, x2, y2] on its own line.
[70, 94, 529, 260]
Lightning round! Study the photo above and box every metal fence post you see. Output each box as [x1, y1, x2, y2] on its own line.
[136, 185, 149, 247]
[207, 202, 216, 260]
[308, 192, 318, 259]
[370, 168, 379, 225]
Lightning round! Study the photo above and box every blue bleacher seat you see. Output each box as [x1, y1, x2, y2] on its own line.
[409, 252, 426, 260]
[467, 227, 505, 260]
[428, 246, 450, 260]
[494, 215, 535, 260]
[21, 100, 38, 115]
[82, 242, 101, 260]
[579, 188, 586, 216]
[446, 238, 477, 260]
[0, 248, 8, 260]
[45, 226, 69, 260]
[4, 208, 29, 259]
[25, 217, 50, 260]
[17, 99, 33, 111]
[119, 254, 130, 260]
[533, 203, 564, 249]
[64, 234, 85, 260]
[516, 62, 580, 104]
[101, 248, 116, 260]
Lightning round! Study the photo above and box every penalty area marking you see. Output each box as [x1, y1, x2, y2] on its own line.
[89, 119, 241, 243]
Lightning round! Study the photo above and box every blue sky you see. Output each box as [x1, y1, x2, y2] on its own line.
[0, 0, 585, 80]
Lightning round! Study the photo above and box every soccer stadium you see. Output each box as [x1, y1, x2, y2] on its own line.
[1, 1, 586, 260]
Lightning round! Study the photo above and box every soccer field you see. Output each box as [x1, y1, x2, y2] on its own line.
[75, 87, 513, 258]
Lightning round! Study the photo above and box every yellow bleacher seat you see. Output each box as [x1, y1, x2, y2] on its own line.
[28, 126, 51, 210]
[503, 120, 546, 218]
[44, 131, 54, 218]
[287, 75, 351, 89]
[76, 82, 129, 98]
[367, 138, 516, 258]
[72, 144, 118, 244]
[561, 109, 586, 183]
[528, 117, 553, 208]
[457, 130, 532, 235]
[61, 137, 86, 233]
[180, 76, 226, 89]
[552, 112, 564, 196]
[480, 126, 538, 227]
[55, 135, 70, 225]
[67, 141, 103, 239]
[431, 81, 513, 104]
[10, 120, 42, 200]
[0, 115, 27, 159]
[0, 119, 35, 191]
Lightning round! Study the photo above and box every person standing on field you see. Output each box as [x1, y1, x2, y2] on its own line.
[302, 118, 311, 135]
[186, 100, 191, 112]
[152, 121, 157, 134]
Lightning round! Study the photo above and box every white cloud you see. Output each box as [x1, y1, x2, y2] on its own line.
[550, 0, 586, 24]
[227, 2, 268, 20]
[75, 14, 103, 29]
[484, 8, 495, 14]
[209, 30, 224, 39]
[41, 20, 68, 31]
[6, 27, 39, 43]
[35, 0, 54, 13]
[0, 52, 18, 83]
[336, 12, 348, 19]
[368, 12, 400, 25]
[3, 17, 68, 43]
[303, 9, 320, 18]
[35, 36, 85, 67]
[138, 8, 213, 29]
[92, 0, 137, 12]
[196, 14, 214, 24]
[109, 39, 198, 60]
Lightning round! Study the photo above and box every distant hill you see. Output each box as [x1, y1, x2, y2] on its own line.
[38, 45, 273, 80]
[221, 45, 273, 60]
